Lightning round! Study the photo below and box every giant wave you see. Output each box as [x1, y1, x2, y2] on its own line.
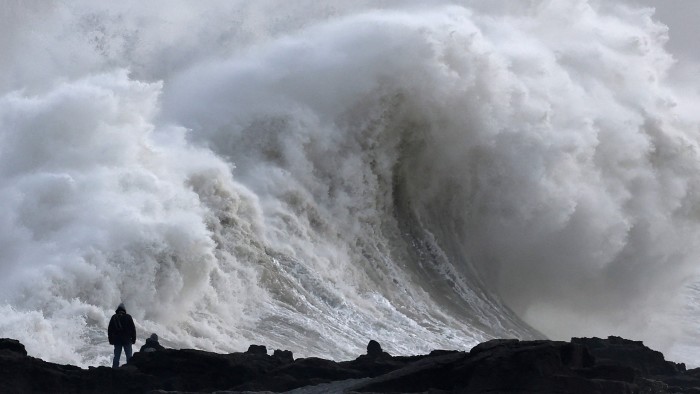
[1, 0, 700, 368]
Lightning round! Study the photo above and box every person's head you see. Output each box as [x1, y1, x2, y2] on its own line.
[149, 333, 158, 341]
[116, 303, 126, 313]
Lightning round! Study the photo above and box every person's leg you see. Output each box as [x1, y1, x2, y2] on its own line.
[124, 342, 133, 363]
[112, 344, 122, 368]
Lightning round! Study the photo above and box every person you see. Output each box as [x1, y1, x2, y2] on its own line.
[107, 302, 136, 368]
[139, 333, 165, 353]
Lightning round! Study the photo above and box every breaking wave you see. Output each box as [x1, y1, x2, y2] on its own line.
[1, 0, 700, 367]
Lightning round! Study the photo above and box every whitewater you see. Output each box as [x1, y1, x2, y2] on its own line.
[2, 0, 700, 368]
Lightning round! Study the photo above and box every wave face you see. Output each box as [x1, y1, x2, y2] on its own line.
[2, 0, 700, 367]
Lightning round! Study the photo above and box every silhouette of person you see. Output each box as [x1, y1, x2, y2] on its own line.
[107, 303, 136, 368]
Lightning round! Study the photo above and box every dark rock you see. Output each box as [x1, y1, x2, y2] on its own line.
[246, 344, 267, 355]
[0, 338, 27, 356]
[342, 353, 413, 379]
[127, 348, 286, 391]
[272, 349, 293, 363]
[367, 339, 383, 356]
[233, 356, 363, 392]
[351, 350, 468, 393]
[0, 348, 154, 393]
[572, 336, 685, 375]
[469, 338, 520, 355]
[579, 364, 636, 383]
[429, 349, 460, 357]
[361, 339, 392, 362]
[1, 336, 700, 393]
[354, 339, 650, 393]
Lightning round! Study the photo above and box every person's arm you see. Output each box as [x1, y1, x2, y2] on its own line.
[128, 316, 136, 344]
[107, 316, 115, 344]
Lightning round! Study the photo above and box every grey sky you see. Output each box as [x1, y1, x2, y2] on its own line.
[627, 0, 700, 62]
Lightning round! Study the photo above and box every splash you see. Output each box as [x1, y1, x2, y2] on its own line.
[1, 0, 700, 367]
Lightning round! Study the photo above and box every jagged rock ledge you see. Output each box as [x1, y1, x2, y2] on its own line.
[1, 336, 699, 393]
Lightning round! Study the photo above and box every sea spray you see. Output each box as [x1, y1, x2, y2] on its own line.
[1, 0, 700, 367]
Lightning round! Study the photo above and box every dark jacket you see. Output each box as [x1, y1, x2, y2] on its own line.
[139, 337, 165, 352]
[108, 306, 136, 345]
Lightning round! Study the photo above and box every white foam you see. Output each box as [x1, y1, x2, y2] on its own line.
[1, 0, 700, 368]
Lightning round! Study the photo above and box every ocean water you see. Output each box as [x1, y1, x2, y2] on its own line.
[1, 0, 700, 368]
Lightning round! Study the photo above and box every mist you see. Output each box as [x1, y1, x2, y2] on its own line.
[1, 0, 700, 367]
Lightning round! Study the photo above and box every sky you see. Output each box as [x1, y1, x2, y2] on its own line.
[628, 0, 700, 61]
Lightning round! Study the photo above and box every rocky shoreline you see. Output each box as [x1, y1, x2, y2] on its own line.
[1, 336, 699, 393]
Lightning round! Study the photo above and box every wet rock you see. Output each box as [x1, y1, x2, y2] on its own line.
[367, 339, 383, 357]
[0, 338, 27, 356]
[245, 344, 267, 355]
[272, 349, 293, 363]
[358, 339, 392, 362]
[572, 336, 685, 376]
[1, 336, 699, 393]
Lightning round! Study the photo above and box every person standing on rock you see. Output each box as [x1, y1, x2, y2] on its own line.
[107, 302, 136, 368]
